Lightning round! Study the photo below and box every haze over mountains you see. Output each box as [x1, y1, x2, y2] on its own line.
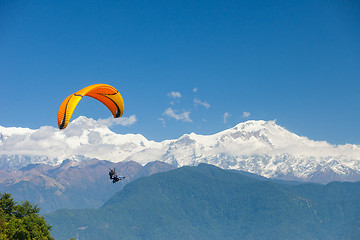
[1, 116, 360, 183]
[0, 159, 175, 213]
[45, 164, 360, 240]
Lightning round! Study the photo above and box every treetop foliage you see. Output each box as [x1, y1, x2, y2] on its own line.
[0, 193, 54, 240]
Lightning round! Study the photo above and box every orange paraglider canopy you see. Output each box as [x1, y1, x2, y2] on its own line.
[58, 84, 124, 129]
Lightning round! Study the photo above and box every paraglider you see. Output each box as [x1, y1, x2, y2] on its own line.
[57, 84, 124, 130]
[109, 167, 125, 183]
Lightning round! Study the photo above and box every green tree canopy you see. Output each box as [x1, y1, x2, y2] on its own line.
[0, 193, 54, 240]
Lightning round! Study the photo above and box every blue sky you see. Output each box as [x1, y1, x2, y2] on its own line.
[1, 0, 359, 144]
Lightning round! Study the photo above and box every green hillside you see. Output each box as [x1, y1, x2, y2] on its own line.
[45, 164, 360, 240]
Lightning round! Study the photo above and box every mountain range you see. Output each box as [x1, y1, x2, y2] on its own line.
[1, 116, 360, 183]
[0, 159, 175, 213]
[45, 164, 360, 240]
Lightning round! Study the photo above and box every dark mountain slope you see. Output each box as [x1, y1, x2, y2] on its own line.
[46, 164, 360, 240]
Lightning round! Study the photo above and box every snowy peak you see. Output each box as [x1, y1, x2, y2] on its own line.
[231, 120, 276, 132]
[224, 120, 299, 146]
[1, 117, 360, 183]
[171, 120, 301, 156]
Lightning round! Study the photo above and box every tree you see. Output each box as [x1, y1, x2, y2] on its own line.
[0, 193, 54, 240]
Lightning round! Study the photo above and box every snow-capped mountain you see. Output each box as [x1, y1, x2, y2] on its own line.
[1, 116, 360, 183]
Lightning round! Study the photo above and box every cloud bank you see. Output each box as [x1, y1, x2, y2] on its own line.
[0, 116, 138, 162]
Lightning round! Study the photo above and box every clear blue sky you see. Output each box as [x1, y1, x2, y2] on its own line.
[1, 0, 359, 144]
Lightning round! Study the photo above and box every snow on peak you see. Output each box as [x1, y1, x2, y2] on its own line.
[1, 118, 360, 183]
[232, 119, 274, 130]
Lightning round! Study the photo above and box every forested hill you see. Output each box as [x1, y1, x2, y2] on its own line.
[46, 164, 360, 240]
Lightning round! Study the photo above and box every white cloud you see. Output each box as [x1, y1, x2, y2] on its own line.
[223, 112, 231, 124]
[0, 116, 144, 164]
[167, 91, 182, 98]
[194, 98, 210, 109]
[243, 112, 251, 118]
[163, 107, 192, 122]
[193, 88, 198, 92]
[98, 115, 137, 127]
[158, 118, 166, 128]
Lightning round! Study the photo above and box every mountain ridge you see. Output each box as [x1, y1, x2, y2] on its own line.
[45, 163, 360, 240]
[1, 117, 360, 183]
[0, 159, 175, 213]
